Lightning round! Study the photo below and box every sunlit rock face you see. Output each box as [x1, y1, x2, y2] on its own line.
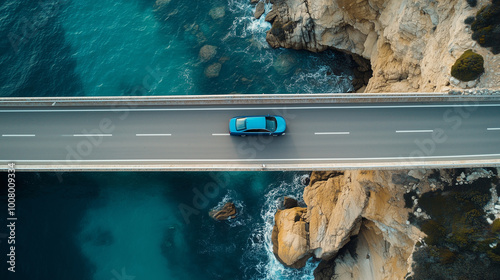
[273, 170, 432, 278]
[272, 207, 312, 268]
[265, 0, 481, 93]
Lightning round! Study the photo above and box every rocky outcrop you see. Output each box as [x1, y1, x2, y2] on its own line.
[209, 202, 237, 220]
[283, 196, 298, 209]
[264, 0, 499, 92]
[272, 170, 430, 277]
[254, 2, 265, 19]
[330, 219, 415, 280]
[272, 207, 312, 268]
[304, 171, 368, 260]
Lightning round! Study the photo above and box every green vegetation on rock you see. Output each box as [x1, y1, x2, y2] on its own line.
[450, 50, 484, 82]
[466, 0, 477, 8]
[439, 248, 457, 264]
[421, 220, 446, 245]
[471, 1, 500, 54]
[492, 219, 500, 233]
[411, 169, 500, 279]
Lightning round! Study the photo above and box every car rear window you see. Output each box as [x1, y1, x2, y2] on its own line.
[265, 117, 277, 132]
[236, 118, 246, 131]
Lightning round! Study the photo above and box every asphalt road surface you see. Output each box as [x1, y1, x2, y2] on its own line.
[1, 102, 500, 169]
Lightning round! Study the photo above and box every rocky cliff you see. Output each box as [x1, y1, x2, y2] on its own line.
[264, 0, 500, 92]
[272, 168, 500, 279]
[272, 170, 436, 279]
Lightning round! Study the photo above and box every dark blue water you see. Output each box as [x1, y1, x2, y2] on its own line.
[0, 172, 316, 280]
[0, 1, 353, 278]
[0, 0, 353, 97]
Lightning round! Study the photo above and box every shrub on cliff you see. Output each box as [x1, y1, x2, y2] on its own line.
[421, 220, 446, 245]
[464, 16, 475, 25]
[471, 2, 500, 54]
[451, 50, 484, 81]
[439, 248, 457, 264]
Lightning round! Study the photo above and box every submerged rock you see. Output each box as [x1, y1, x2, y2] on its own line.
[209, 202, 237, 220]
[218, 56, 230, 64]
[204, 63, 222, 78]
[199, 45, 217, 62]
[209, 6, 225, 20]
[272, 53, 296, 75]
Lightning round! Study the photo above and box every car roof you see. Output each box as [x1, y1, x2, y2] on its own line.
[245, 116, 267, 130]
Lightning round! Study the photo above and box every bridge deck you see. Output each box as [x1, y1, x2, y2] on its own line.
[1, 94, 500, 171]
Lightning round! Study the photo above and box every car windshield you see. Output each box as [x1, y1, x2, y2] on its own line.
[265, 117, 277, 132]
[236, 118, 246, 131]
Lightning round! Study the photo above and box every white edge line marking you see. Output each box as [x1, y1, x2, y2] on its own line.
[136, 134, 172, 136]
[315, 132, 350, 135]
[487, 128, 500, 131]
[212, 133, 230, 136]
[73, 134, 112, 137]
[5, 153, 500, 163]
[1, 104, 500, 113]
[2, 134, 36, 137]
[395, 130, 434, 133]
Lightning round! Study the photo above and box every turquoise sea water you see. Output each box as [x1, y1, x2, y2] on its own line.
[1, 0, 353, 97]
[0, 1, 354, 278]
[0, 172, 316, 280]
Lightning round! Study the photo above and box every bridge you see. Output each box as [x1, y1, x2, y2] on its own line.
[1, 93, 500, 171]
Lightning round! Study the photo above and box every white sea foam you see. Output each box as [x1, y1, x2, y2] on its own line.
[225, 0, 271, 47]
[286, 64, 354, 93]
[242, 173, 317, 280]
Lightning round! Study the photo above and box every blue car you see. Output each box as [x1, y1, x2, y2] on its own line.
[229, 115, 286, 136]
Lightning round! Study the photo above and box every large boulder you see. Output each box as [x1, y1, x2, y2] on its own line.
[254, 2, 265, 19]
[304, 171, 368, 259]
[272, 207, 312, 268]
[209, 202, 237, 220]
